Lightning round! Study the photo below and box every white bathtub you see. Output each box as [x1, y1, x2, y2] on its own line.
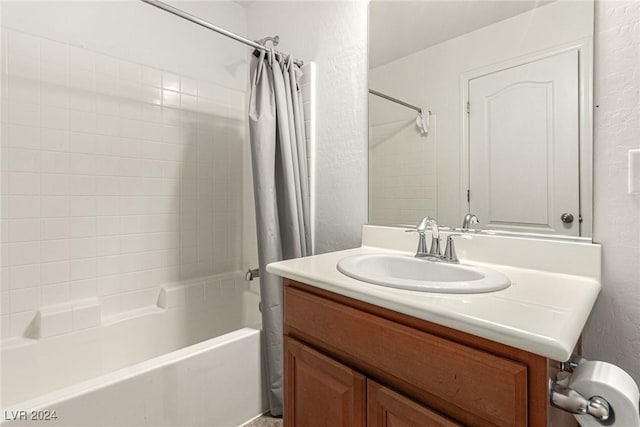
[1, 278, 266, 427]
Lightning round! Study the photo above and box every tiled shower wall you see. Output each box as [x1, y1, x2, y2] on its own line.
[0, 28, 245, 339]
[369, 117, 437, 226]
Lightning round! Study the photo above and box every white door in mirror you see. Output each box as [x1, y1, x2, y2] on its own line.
[337, 254, 511, 294]
[469, 49, 580, 236]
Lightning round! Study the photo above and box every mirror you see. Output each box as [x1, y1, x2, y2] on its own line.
[368, 0, 594, 238]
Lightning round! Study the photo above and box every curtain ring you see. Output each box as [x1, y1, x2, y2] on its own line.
[268, 48, 274, 67]
[255, 49, 266, 82]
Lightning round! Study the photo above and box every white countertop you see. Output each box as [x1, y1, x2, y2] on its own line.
[267, 227, 601, 361]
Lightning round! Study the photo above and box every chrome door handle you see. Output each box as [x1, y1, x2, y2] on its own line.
[561, 213, 574, 224]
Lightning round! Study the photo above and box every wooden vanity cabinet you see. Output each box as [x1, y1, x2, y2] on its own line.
[367, 379, 463, 427]
[283, 279, 550, 427]
[284, 336, 366, 427]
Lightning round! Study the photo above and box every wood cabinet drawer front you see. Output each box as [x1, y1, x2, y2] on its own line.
[284, 286, 528, 427]
[368, 380, 462, 427]
[285, 336, 366, 427]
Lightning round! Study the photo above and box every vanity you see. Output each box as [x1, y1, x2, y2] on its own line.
[267, 225, 601, 427]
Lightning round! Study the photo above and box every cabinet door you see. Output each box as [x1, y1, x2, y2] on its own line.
[368, 380, 462, 427]
[284, 336, 366, 427]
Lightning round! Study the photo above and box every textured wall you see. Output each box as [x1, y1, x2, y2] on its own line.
[585, 1, 640, 384]
[247, 1, 369, 255]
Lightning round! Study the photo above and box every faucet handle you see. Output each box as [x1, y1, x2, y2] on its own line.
[444, 234, 472, 263]
[407, 217, 434, 257]
[448, 233, 473, 240]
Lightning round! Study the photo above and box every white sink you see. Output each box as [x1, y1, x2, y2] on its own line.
[337, 254, 511, 293]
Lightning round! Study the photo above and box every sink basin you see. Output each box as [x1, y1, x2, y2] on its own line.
[337, 254, 511, 293]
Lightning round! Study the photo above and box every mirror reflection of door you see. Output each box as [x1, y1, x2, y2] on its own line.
[468, 49, 580, 236]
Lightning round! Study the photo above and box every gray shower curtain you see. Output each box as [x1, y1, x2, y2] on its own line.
[248, 51, 312, 416]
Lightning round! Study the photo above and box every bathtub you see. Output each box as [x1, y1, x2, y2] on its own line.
[1, 277, 266, 427]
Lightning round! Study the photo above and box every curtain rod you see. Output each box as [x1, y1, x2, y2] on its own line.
[139, 0, 304, 67]
[368, 89, 423, 113]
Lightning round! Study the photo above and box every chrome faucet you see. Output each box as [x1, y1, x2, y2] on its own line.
[407, 217, 441, 259]
[406, 216, 429, 257]
[409, 218, 472, 263]
[426, 218, 441, 257]
[462, 213, 479, 231]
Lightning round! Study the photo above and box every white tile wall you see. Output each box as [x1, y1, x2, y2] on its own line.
[369, 116, 437, 226]
[0, 28, 246, 340]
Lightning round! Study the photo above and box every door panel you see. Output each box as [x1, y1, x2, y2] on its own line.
[367, 380, 462, 427]
[469, 50, 580, 235]
[284, 336, 366, 427]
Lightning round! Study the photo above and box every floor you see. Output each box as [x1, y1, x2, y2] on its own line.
[242, 414, 283, 427]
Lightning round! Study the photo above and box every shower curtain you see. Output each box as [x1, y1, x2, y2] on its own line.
[248, 50, 312, 416]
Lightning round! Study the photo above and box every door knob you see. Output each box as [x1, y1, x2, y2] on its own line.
[561, 213, 574, 224]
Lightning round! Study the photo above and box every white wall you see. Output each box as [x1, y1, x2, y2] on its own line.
[0, 1, 249, 340]
[369, 0, 593, 228]
[585, 0, 640, 384]
[246, 1, 368, 254]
